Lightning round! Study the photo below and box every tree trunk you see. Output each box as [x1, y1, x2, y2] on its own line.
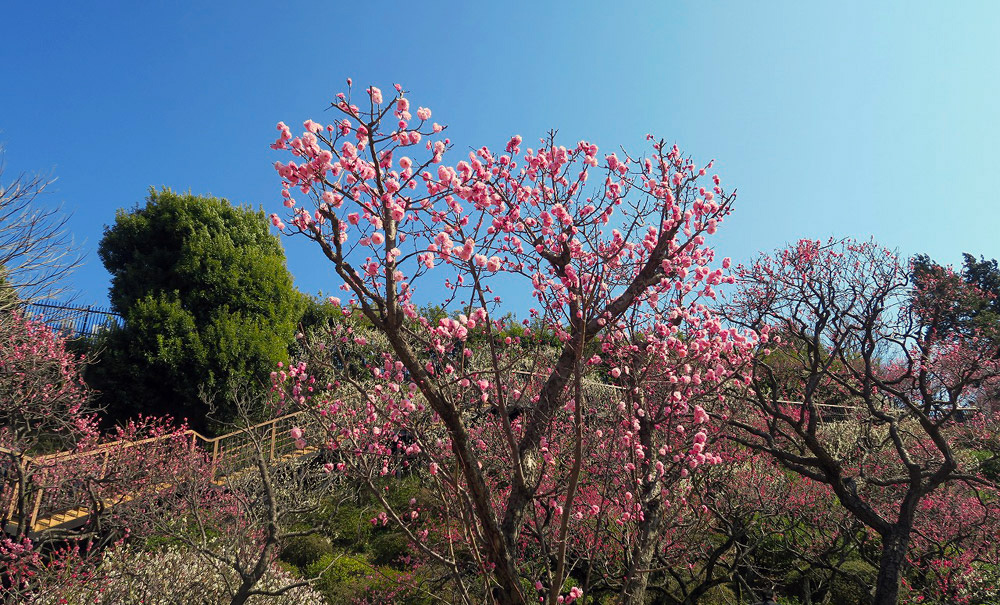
[620, 498, 665, 605]
[872, 529, 910, 605]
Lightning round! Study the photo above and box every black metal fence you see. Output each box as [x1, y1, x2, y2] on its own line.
[21, 301, 122, 338]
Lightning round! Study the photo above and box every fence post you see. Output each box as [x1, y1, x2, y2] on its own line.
[211, 440, 220, 480]
[29, 488, 44, 532]
[269, 422, 277, 462]
[99, 451, 110, 480]
[5, 481, 19, 523]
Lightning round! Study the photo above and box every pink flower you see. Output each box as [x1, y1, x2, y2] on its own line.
[290, 427, 303, 440]
[368, 86, 383, 104]
[506, 134, 523, 153]
[457, 239, 475, 262]
[416, 107, 432, 120]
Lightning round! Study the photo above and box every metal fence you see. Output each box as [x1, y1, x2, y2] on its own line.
[21, 300, 122, 338]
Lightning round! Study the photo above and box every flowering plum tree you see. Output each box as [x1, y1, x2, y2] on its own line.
[645, 441, 868, 604]
[900, 481, 1000, 604]
[268, 81, 755, 604]
[0, 311, 201, 599]
[722, 238, 1000, 605]
[129, 395, 340, 605]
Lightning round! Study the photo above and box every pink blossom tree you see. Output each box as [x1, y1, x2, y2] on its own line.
[900, 480, 1000, 604]
[722, 238, 1000, 605]
[0, 311, 199, 599]
[1, 310, 100, 537]
[268, 81, 755, 604]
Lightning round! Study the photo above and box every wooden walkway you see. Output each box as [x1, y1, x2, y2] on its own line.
[1, 411, 320, 537]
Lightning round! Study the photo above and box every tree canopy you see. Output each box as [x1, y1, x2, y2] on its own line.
[92, 189, 302, 431]
[912, 252, 1000, 342]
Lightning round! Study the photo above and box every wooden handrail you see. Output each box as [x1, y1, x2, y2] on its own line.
[1, 409, 322, 535]
[0, 410, 309, 467]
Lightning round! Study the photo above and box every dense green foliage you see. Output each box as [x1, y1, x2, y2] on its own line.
[91, 189, 302, 432]
[912, 252, 1000, 341]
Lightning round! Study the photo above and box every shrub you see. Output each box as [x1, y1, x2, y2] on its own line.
[700, 584, 738, 605]
[28, 544, 325, 604]
[329, 505, 374, 549]
[307, 554, 374, 603]
[306, 553, 436, 605]
[829, 559, 877, 605]
[280, 533, 333, 569]
[369, 532, 410, 567]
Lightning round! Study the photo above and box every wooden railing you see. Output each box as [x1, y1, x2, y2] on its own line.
[1, 410, 322, 536]
[6, 384, 977, 537]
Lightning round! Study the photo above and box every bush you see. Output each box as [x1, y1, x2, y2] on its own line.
[307, 554, 377, 603]
[328, 505, 375, 549]
[30, 544, 326, 604]
[370, 532, 410, 567]
[700, 584, 738, 605]
[829, 559, 877, 605]
[972, 449, 1000, 483]
[306, 553, 435, 605]
[783, 564, 831, 602]
[280, 533, 333, 569]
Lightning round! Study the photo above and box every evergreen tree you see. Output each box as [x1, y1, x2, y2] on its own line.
[93, 189, 303, 432]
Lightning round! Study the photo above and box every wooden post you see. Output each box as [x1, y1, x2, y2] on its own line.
[29, 488, 44, 532]
[211, 439, 220, 480]
[5, 482, 19, 522]
[269, 421, 277, 462]
[99, 451, 110, 480]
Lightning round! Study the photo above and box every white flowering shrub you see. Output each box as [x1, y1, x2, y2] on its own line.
[28, 543, 326, 605]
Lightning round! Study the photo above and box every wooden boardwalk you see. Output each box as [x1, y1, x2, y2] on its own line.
[1, 411, 320, 537]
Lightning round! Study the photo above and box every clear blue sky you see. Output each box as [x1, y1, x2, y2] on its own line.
[2, 1, 998, 312]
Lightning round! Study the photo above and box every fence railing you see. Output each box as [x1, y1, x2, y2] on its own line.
[1, 410, 323, 536]
[20, 300, 122, 338]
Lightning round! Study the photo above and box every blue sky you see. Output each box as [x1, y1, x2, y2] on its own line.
[2, 1, 998, 312]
